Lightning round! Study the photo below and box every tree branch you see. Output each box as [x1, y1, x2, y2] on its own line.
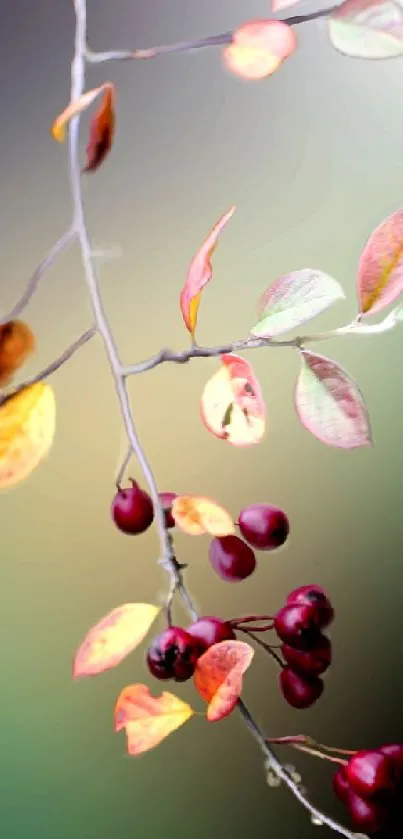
[85, 6, 340, 65]
[0, 228, 75, 325]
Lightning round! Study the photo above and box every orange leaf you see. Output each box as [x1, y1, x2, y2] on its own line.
[171, 495, 235, 537]
[194, 640, 254, 722]
[51, 83, 112, 143]
[83, 84, 116, 173]
[223, 20, 297, 81]
[179, 206, 235, 338]
[73, 603, 160, 678]
[114, 684, 194, 755]
[0, 320, 36, 386]
[200, 353, 266, 447]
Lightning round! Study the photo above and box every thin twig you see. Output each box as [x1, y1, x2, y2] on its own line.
[0, 228, 75, 325]
[85, 6, 340, 65]
[0, 328, 95, 405]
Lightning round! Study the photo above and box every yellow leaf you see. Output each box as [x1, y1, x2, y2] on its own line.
[51, 85, 105, 142]
[115, 684, 194, 756]
[73, 603, 161, 678]
[171, 495, 236, 536]
[0, 383, 56, 490]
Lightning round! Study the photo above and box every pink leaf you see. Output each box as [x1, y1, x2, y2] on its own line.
[251, 269, 345, 337]
[179, 206, 235, 338]
[357, 206, 403, 316]
[271, 0, 301, 10]
[328, 0, 403, 59]
[223, 20, 297, 80]
[294, 350, 372, 449]
[194, 640, 255, 722]
[114, 684, 194, 755]
[200, 354, 266, 447]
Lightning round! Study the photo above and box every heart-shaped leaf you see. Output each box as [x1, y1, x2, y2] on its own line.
[294, 350, 372, 449]
[223, 19, 297, 80]
[115, 684, 194, 755]
[0, 383, 56, 490]
[179, 206, 235, 338]
[357, 206, 403, 316]
[328, 0, 403, 59]
[250, 269, 345, 338]
[200, 354, 266, 447]
[171, 495, 235, 537]
[194, 640, 255, 722]
[73, 603, 160, 678]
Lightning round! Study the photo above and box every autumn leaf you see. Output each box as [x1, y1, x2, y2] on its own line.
[83, 84, 116, 173]
[223, 20, 297, 80]
[271, 0, 301, 10]
[250, 270, 345, 338]
[0, 320, 36, 386]
[114, 684, 194, 755]
[328, 0, 403, 59]
[0, 382, 56, 490]
[294, 350, 372, 449]
[73, 603, 160, 678]
[171, 495, 235, 536]
[194, 640, 254, 722]
[357, 207, 403, 316]
[179, 206, 235, 339]
[200, 354, 266, 447]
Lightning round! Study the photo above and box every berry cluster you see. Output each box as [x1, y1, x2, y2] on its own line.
[333, 746, 403, 833]
[209, 503, 289, 582]
[273, 585, 334, 709]
[146, 617, 235, 682]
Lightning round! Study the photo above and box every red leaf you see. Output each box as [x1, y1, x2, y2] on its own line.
[294, 350, 372, 449]
[179, 206, 235, 338]
[114, 684, 194, 755]
[200, 353, 266, 446]
[194, 640, 254, 722]
[357, 206, 403, 316]
[83, 83, 116, 173]
[223, 20, 297, 80]
[73, 603, 160, 678]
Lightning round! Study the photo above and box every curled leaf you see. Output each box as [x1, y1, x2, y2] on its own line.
[251, 269, 345, 338]
[171, 495, 235, 537]
[0, 320, 36, 385]
[73, 603, 160, 678]
[357, 207, 403, 316]
[83, 84, 116, 173]
[0, 383, 56, 489]
[200, 353, 266, 447]
[179, 206, 235, 338]
[51, 82, 114, 143]
[328, 0, 403, 59]
[294, 350, 372, 449]
[194, 640, 254, 722]
[114, 684, 194, 755]
[223, 19, 297, 80]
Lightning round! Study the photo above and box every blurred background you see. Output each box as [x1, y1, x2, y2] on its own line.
[1, 1, 403, 837]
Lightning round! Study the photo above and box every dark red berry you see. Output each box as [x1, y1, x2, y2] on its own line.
[209, 535, 256, 582]
[379, 744, 403, 770]
[347, 790, 389, 833]
[281, 633, 332, 676]
[332, 767, 351, 804]
[274, 603, 320, 649]
[238, 503, 289, 551]
[279, 667, 324, 709]
[346, 749, 399, 798]
[158, 492, 177, 529]
[146, 626, 202, 682]
[112, 479, 154, 535]
[286, 585, 334, 629]
[186, 616, 236, 651]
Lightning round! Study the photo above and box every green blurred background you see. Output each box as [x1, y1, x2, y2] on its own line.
[2, 1, 403, 837]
